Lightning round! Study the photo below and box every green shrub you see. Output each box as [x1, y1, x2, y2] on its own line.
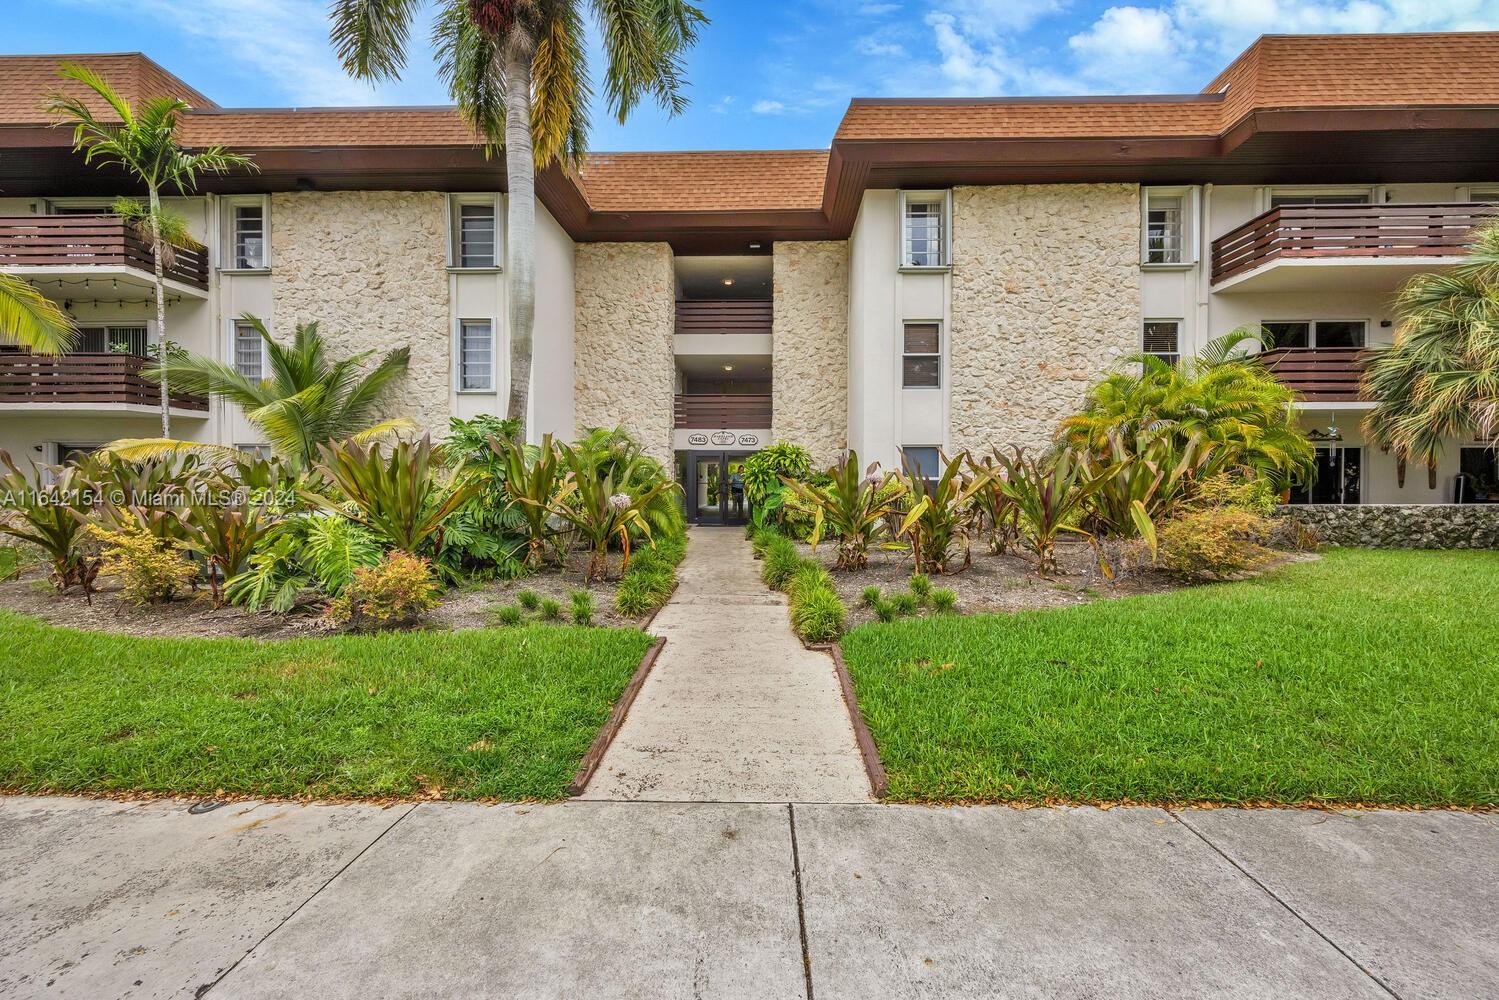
[570, 590, 595, 626]
[761, 536, 801, 590]
[1158, 508, 1274, 580]
[516, 589, 540, 610]
[539, 597, 562, 620]
[791, 583, 846, 643]
[1192, 472, 1278, 516]
[873, 598, 897, 623]
[491, 604, 523, 626]
[750, 527, 781, 558]
[91, 523, 196, 605]
[615, 576, 658, 617]
[787, 562, 833, 603]
[930, 587, 957, 613]
[909, 573, 932, 601]
[891, 593, 919, 617]
[861, 585, 883, 606]
[326, 552, 442, 631]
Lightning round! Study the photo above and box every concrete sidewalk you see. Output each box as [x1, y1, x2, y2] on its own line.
[580, 527, 869, 802]
[2, 795, 1494, 999]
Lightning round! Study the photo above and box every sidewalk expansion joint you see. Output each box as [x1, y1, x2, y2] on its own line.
[1167, 808, 1404, 1000]
[788, 803, 816, 1000]
[193, 802, 419, 998]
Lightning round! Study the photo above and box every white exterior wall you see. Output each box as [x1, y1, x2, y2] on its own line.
[845, 189, 950, 471]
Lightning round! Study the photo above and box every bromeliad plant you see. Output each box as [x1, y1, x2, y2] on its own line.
[0, 450, 101, 597]
[547, 442, 680, 582]
[780, 451, 905, 570]
[313, 435, 479, 554]
[500, 433, 566, 570]
[897, 451, 996, 575]
[997, 447, 1116, 575]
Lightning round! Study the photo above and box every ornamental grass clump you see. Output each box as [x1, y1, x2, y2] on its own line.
[516, 589, 540, 610]
[491, 604, 523, 626]
[908, 573, 931, 602]
[570, 590, 594, 626]
[790, 583, 846, 644]
[761, 535, 801, 590]
[930, 587, 958, 613]
[540, 597, 562, 620]
[861, 585, 883, 606]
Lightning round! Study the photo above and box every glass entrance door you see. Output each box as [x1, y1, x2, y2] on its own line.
[1290, 447, 1362, 504]
[686, 452, 751, 525]
[693, 455, 723, 522]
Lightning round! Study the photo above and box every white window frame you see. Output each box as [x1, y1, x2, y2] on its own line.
[229, 318, 267, 381]
[1141, 318, 1182, 366]
[73, 323, 153, 357]
[454, 317, 497, 393]
[901, 320, 942, 389]
[898, 190, 950, 271]
[220, 195, 270, 272]
[1259, 318, 1369, 350]
[900, 446, 943, 485]
[42, 198, 115, 216]
[1260, 186, 1374, 213]
[446, 193, 503, 270]
[1140, 186, 1198, 267]
[1460, 185, 1499, 203]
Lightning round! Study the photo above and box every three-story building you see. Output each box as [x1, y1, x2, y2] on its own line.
[3, 33, 1498, 522]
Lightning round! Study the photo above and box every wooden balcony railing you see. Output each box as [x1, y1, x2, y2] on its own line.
[0, 353, 210, 410]
[1211, 203, 1499, 284]
[0, 215, 210, 289]
[1258, 347, 1367, 403]
[673, 393, 771, 428]
[674, 299, 772, 336]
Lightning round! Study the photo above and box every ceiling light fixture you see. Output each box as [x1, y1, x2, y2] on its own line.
[721, 277, 735, 285]
[723, 364, 734, 372]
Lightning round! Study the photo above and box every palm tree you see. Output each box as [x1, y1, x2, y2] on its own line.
[125, 315, 415, 468]
[1062, 329, 1315, 490]
[1363, 222, 1499, 488]
[45, 63, 255, 437]
[0, 273, 75, 354]
[329, 0, 705, 436]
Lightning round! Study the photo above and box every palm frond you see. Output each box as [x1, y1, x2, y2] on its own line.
[331, 0, 425, 80]
[0, 272, 75, 355]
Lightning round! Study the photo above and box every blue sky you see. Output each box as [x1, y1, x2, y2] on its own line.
[9, 0, 1499, 151]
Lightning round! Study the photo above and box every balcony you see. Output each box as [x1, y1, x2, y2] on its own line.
[674, 299, 773, 358]
[0, 215, 210, 296]
[1258, 347, 1368, 404]
[673, 393, 772, 429]
[1210, 203, 1499, 293]
[0, 353, 210, 415]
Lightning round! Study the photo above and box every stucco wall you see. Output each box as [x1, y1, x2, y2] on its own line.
[773, 241, 849, 467]
[270, 191, 451, 434]
[948, 183, 1141, 454]
[573, 242, 675, 464]
[1272, 504, 1499, 548]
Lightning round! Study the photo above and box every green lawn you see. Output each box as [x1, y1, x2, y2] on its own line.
[841, 549, 1499, 807]
[0, 613, 653, 801]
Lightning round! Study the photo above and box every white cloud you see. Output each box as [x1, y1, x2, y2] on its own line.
[61, 0, 443, 106]
[857, 35, 909, 57]
[709, 96, 736, 114]
[859, 3, 903, 14]
[1068, 6, 1186, 89]
[751, 99, 787, 114]
[940, 0, 1068, 35]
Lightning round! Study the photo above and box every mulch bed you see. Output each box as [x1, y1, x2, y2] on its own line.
[0, 547, 648, 640]
[791, 537, 1282, 628]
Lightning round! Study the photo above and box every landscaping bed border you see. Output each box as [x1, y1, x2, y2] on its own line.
[567, 636, 668, 795]
[828, 643, 889, 798]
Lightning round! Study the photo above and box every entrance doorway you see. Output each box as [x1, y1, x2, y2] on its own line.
[1289, 446, 1362, 504]
[683, 451, 752, 525]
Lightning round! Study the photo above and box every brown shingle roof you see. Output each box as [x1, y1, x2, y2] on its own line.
[835, 97, 1223, 142]
[577, 149, 829, 212]
[178, 108, 481, 148]
[1210, 32, 1499, 124]
[0, 52, 215, 124]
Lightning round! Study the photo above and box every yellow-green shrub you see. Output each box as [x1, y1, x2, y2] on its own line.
[1158, 508, 1274, 580]
[326, 551, 441, 631]
[91, 523, 196, 605]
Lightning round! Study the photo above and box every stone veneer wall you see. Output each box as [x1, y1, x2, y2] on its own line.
[1272, 504, 1499, 549]
[270, 191, 451, 432]
[773, 242, 849, 466]
[573, 243, 675, 464]
[948, 184, 1140, 453]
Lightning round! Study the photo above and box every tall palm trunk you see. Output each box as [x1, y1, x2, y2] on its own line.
[148, 185, 170, 438]
[501, 32, 537, 439]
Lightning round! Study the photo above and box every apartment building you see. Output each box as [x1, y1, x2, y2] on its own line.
[2, 33, 1498, 525]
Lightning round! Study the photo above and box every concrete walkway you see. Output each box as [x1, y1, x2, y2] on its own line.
[2, 796, 1495, 999]
[580, 526, 869, 803]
